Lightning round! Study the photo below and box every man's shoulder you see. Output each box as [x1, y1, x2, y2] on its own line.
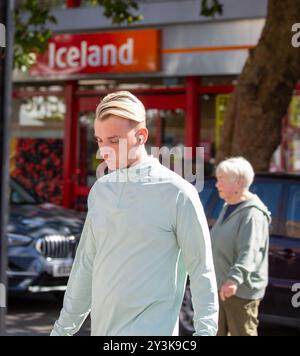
[87, 173, 114, 200]
[154, 162, 199, 197]
[94, 171, 117, 186]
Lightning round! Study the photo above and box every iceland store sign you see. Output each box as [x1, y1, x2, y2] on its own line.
[30, 29, 160, 77]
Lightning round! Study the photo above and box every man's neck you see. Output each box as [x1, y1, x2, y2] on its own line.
[128, 148, 149, 168]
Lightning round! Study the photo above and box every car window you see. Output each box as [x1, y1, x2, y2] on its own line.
[10, 188, 32, 204]
[250, 180, 282, 219]
[286, 184, 300, 239]
[210, 197, 224, 220]
[10, 180, 37, 204]
[208, 179, 282, 225]
[199, 179, 216, 211]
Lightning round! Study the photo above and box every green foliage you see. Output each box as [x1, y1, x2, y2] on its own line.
[87, 0, 143, 24]
[200, 0, 223, 17]
[14, 0, 143, 71]
[14, 0, 57, 71]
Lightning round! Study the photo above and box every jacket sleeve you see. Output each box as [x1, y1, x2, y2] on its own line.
[175, 187, 219, 336]
[227, 212, 266, 286]
[50, 205, 96, 336]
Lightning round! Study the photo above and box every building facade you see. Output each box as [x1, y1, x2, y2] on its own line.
[11, 0, 300, 209]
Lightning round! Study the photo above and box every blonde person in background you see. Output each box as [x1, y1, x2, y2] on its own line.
[211, 157, 271, 336]
[51, 91, 218, 336]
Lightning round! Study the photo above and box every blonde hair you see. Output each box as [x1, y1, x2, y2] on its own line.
[216, 157, 255, 189]
[96, 91, 146, 124]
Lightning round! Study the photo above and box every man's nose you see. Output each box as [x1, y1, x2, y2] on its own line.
[100, 146, 114, 159]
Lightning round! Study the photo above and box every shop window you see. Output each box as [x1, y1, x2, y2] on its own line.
[145, 109, 159, 148]
[10, 90, 65, 205]
[161, 109, 185, 147]
[13, 95, 65, 132]
[145, 109, 185, 153]
[199, 94, 216, 166]
[78, 112, 99, 188]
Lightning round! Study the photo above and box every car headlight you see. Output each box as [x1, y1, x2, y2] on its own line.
[8, 233, 33, 247]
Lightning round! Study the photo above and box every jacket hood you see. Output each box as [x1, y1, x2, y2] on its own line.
[225, 194, 272, 224]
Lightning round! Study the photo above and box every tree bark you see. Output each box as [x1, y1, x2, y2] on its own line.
[217, 0, 300, 171]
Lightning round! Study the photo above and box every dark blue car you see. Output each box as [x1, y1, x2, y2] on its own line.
[180, 173, 300, 334]
[8, 178, 85, 294]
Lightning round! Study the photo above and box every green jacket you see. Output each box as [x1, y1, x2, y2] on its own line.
[210, 195, 271, 300]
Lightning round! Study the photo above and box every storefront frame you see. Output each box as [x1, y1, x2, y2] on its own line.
[13, 78, 235, 208]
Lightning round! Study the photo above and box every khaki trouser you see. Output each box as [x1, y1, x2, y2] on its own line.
[217, 295, 261, 336]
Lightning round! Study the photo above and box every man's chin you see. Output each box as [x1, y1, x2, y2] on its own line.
[106, 162, 126, 171]
[104, 160, 116, 171]
[106, 159, 132, 171]
[106, 163, 117, 171]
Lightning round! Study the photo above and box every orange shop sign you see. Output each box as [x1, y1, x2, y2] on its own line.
[30, 29, 160, 76]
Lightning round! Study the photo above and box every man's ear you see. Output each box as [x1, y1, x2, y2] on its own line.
[136, 127, 148, 144]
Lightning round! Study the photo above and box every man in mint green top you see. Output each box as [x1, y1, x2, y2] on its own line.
[51, 91, 218, 336]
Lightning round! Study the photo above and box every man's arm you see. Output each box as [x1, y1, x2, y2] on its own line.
[50, 210, 96, 336]
[176, 186, 219, 336]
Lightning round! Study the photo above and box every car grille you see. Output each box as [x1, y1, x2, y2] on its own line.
[36, 235, 78, 259]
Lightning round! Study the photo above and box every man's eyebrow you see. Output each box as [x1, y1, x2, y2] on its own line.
[107, 136, 121, 139]
[94, 135, 121, 140]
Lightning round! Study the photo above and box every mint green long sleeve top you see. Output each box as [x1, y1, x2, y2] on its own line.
[51, 156, 218, 336]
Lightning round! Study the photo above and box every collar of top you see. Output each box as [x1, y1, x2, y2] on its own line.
[116, 155, 157, 181]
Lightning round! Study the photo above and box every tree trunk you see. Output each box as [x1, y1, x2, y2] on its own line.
[217, 0, 300, 171]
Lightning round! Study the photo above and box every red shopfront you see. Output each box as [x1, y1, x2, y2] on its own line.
[12, 29, 235, 210]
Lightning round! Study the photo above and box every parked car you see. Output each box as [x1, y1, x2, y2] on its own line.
[7, 178, 85, 295]
[179, 173, 300, 335]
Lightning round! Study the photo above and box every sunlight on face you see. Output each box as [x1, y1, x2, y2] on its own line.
[215, 172, 240, 202]
[94, 115, 139, 170]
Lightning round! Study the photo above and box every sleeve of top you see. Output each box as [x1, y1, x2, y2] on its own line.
[175, 187, 219, 336]
[227, 212, 266, 286]
[50, 195, 96, 336]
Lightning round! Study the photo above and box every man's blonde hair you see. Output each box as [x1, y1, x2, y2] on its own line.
[96, 91, 146, 125]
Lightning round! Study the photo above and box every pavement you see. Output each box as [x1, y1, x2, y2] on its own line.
[6, 293, 90, 336]
[5, 293, 300, 336]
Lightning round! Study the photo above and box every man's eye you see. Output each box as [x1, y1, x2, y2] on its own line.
[110, 139, 119, 144]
